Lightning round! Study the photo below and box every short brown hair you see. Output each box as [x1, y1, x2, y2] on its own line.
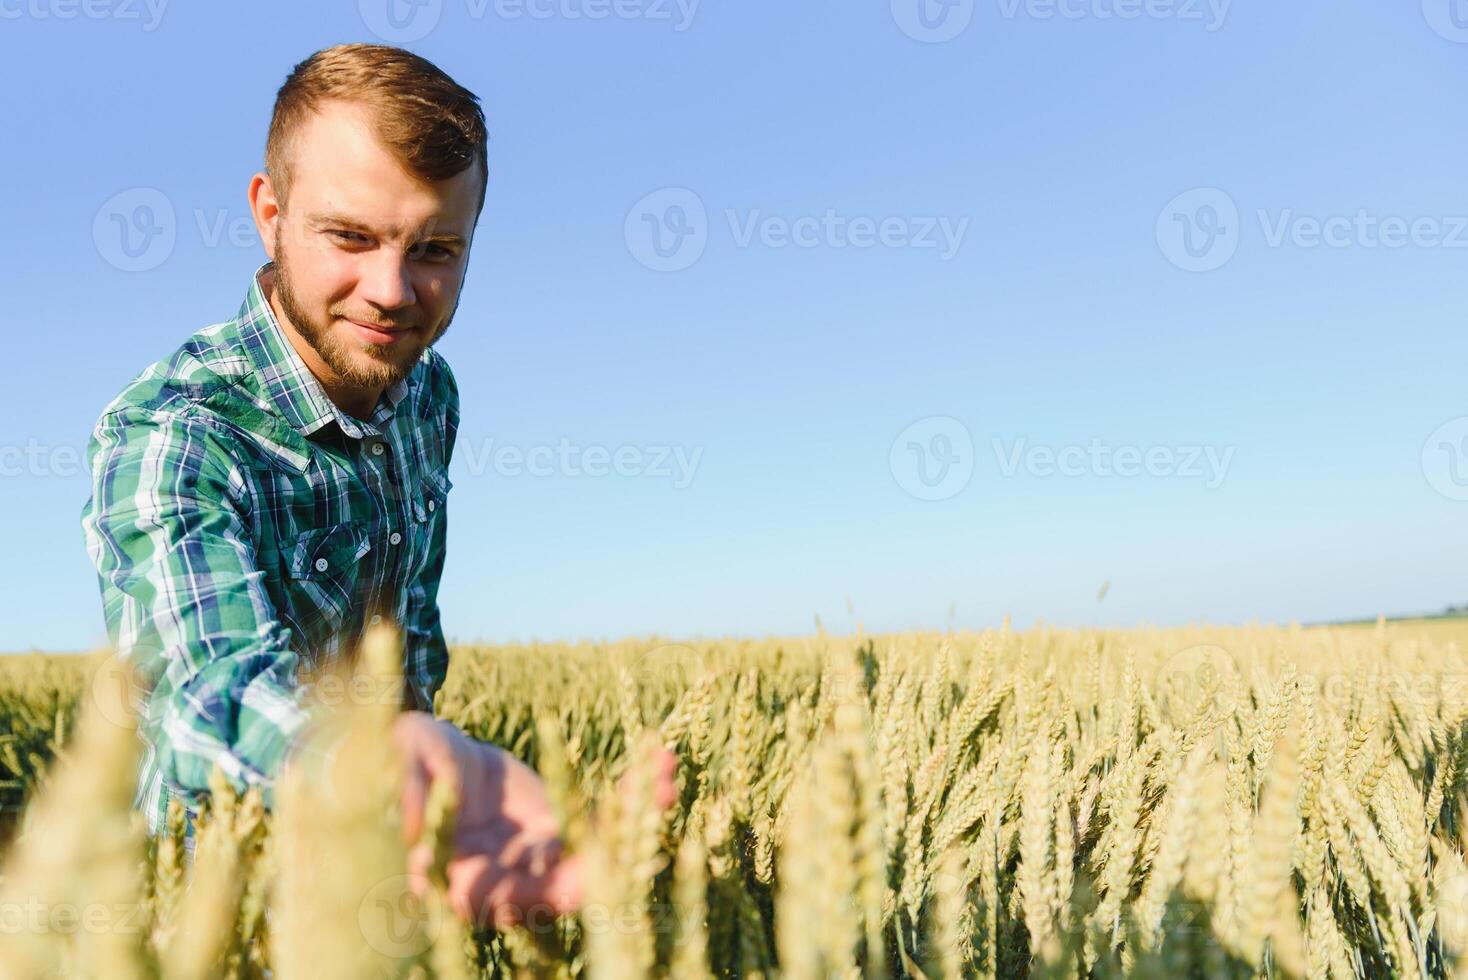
[265, 43, 489, 219]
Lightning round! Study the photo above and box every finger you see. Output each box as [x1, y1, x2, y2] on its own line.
[541, 853, 583, 917]
[396, 717, 468, 844]
[653, 746, 677, 809]
[400, 754, 429, 845]
[407, 841, 433, 882]
[613, 745, 678, 809]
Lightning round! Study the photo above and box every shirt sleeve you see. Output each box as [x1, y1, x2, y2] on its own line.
[80, 404, 313, 812]
[401, 355, 459, 714]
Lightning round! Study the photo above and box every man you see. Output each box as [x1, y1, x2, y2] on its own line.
[79, 43, 672, 928]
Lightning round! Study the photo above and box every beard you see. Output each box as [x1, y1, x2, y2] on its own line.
[270, 225, 454, 390]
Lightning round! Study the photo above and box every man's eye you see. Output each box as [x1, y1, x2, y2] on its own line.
[329, 230, 369, 245]
[407, 242, 453, 261]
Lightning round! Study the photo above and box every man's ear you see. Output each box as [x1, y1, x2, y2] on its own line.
[248, 171, 281, 261]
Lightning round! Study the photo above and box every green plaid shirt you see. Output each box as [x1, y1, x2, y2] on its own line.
[80, 260, 458, 842]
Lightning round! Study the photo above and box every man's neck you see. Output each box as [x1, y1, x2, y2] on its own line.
[261, 272, 383, 421]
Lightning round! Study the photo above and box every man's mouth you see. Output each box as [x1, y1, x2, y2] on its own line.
[345, 318, 415, 345]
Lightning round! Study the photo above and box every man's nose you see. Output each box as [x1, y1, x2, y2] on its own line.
[357, 249, 416, 310]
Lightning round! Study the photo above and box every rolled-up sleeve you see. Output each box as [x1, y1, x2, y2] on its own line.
[80, 405, 311, 814]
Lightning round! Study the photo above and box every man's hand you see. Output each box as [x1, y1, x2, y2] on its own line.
[392, 711, 676, 930]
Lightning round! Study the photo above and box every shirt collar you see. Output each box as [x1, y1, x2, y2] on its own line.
[236, 260, 410, 440]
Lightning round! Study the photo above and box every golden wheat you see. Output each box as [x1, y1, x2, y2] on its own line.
[1, 622, 1467, 977]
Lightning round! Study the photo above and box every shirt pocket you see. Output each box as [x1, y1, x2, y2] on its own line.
[405, 469, 452, 581]
[285, 522, 373, 643]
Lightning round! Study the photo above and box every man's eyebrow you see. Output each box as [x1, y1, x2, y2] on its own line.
[308, 212, 468, 246]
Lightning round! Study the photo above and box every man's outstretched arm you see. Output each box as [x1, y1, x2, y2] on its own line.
[80, 404, 312, 825]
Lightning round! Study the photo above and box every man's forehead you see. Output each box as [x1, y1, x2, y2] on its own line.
[286, 102, 480, 237]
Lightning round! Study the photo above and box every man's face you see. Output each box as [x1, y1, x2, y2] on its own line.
[254, 100, 480, 400]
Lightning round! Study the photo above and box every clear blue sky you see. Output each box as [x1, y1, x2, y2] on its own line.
[3, 1, 1466, 652]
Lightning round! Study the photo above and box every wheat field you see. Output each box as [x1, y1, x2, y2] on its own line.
[2, 619, 1468, 978]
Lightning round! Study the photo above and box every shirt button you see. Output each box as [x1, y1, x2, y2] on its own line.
[427, 499, 436, 512]
[389, 531, 402, 545]
[314, 557, 329, 572]
[371, 442, 385, 456]
[369, 614, 382, 625]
